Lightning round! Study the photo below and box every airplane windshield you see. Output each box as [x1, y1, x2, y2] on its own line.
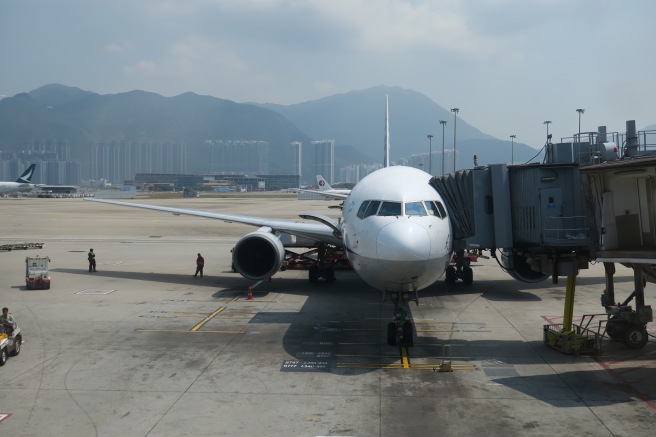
[424, 200, 447, 219]
[357, 200, 447, 219]
[378, 201, 402, 216]
[404, 201, 427, 216]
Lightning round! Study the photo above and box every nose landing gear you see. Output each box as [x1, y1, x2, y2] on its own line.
[386, 291, 417, 347]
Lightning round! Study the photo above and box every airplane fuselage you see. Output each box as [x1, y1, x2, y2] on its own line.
[340, 166, 452, 293]
[0, 182, 34, 193]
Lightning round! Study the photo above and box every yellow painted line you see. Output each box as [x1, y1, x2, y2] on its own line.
[414, 321, 457, 324]
[335, 363, 476, 370]
[136, 329, 245, 334]
[335, 354, 405, 359]
[417, 329, 459, 333]
[401, 347, 410, 368]
[191, 307, 226, 332]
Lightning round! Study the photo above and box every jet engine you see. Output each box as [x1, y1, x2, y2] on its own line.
[232, 227, 285, 281]
[500, 250, 549, 283]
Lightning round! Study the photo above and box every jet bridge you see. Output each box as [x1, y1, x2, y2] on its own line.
[430, 120, 656, 352]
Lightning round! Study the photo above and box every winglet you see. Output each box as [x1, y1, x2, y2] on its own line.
[384, 95, 390, 168]
[16, 164, 36, 183]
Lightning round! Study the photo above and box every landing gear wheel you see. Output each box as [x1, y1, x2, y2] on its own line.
[387, 322, 397, 346]
[445, 266, 456, 285]
[624, 325, 649, 349]
[606, 318, 626, 341]
[324, 266, 335, 283]
[10, 335, 21, 356]
[402, 321, 414, 347]
[463, 267, 473, 285]
[308, 265, 319, 283]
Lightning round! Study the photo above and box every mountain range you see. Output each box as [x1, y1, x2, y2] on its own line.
[0, 84, 545, 182]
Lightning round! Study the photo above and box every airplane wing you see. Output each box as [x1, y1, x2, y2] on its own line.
[293, 188, 349, 200]
[87, 198, 343, 246]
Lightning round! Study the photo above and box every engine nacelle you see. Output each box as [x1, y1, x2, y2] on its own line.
[232, 227, 285, 281]
[500, 250, 549, 283]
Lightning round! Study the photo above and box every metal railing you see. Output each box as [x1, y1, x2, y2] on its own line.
[542, 215, 589, 245]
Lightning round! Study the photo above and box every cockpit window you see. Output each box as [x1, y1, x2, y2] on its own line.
[364, 200, 381, 218]
[405, 201, 427, 216]
[424, 200, 447, 219]
[357, 201, 370, 219]
[378, 201, 402, 216]
[435, 201, 447, 218]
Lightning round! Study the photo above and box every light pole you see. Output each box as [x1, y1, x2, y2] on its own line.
[543, 120, 552, 143]
[427, 134, 433, 175]
[450, 108, 459, 172]
[510, 134, 516, 165]
[439, 120, 447, 176]
[576, 108, 585, 138]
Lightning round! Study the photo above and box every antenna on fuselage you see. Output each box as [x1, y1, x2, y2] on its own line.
[384, 94, 390, 168]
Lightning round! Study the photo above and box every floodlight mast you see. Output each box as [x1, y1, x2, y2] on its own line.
[450, 108, 459, 172]
[576, 108, 585, 138]
[510, 134, 516, 164]
[427, 134, 433, 175]
[439, 120, 447, 176]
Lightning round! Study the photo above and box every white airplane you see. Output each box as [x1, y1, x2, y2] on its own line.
[0, 164, 37, 193]
[87, 97, 453, 346]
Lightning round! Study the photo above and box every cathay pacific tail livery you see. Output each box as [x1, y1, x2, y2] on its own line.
[88, 97, 453, 346]
[0, 164, 37, 193]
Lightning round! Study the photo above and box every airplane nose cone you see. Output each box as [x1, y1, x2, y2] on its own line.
[377, 221, 430, 261]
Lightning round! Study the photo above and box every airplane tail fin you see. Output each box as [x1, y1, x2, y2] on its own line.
[316, 175, 333, 191]
[384, 95, 390, 168]
[16, 164, 36, 183]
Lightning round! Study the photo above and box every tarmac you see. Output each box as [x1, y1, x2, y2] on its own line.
[1, 196, 655, 437]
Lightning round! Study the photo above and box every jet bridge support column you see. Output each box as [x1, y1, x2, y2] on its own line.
[601, 262, 616, 307]
[562, 275, 577, 332]
[544, 272, 600, 354]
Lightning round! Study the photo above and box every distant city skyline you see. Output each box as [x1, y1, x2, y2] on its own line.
[2, 1, 655, 150]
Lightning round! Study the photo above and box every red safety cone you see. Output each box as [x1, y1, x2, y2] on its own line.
[246, 287, 253, 300]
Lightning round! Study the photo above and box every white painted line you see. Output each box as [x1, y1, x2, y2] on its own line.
[75, 289, 117, 295]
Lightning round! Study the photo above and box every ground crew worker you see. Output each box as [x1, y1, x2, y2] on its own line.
[194, 253, 204, 278]
[88, 248, 97, 272]
[1, 307, 16, 335]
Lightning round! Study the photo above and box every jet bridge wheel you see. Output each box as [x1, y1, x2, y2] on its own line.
[624, 325, 649, 349]
[606, 317, 627, 341]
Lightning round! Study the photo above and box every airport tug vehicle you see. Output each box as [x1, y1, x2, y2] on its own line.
[0, 324, 21, 366]
[25, 255, 51, 289]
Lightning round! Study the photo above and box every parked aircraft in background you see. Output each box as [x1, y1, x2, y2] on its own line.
[0, 164, 37, 193]
[293, 175, 350, 200]
[316, 175, 351, 196]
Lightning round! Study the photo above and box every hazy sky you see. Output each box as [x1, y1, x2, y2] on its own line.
[2, 0, 655, 149]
